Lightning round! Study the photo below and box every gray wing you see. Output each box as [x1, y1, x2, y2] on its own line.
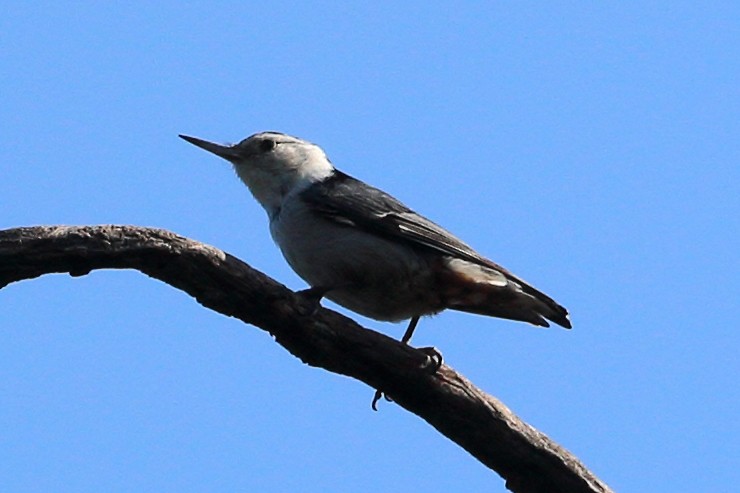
[301, 171, 572, 329]
[300, 171, 503, 270]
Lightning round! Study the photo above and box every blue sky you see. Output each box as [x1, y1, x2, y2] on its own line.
[1, 2, 738, 492]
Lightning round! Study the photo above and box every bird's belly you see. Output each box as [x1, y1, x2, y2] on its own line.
[270, 210, 441, 321]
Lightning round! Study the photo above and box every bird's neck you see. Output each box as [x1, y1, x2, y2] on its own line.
[235, 162, 334, 218]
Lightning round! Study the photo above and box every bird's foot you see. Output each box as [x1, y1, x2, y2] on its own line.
[371, 389, 393, 411]
[418, 346, 443, 373]
[371, 346, 443, 411]
[295, 286, 331, 316]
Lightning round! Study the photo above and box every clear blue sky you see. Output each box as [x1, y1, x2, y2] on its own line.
[1, 2, 738, 492]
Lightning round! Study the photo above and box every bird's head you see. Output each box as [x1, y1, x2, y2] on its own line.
[180, 131, 334, 216]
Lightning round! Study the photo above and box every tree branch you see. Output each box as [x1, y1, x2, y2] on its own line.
[0, 225, 612, 493]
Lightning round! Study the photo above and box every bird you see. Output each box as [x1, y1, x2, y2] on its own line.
[179, 131, 571, 349]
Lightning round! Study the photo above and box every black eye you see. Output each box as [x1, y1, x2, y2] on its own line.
[259, 139, 277, 152]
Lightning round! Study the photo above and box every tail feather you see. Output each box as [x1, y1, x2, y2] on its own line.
[514, 277, 572, 329]
[450, 285, 571, 329]
[441, 260, 572, 329]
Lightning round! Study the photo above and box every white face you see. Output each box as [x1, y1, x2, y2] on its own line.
[200, 131, 336, 216]
[232, 132, 327, 173]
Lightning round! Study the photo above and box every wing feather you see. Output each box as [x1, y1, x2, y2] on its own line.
[300, 171, 571, 329]
[301, 171, 499, 268]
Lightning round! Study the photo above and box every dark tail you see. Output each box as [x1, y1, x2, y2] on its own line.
[446, 269, 571, 329]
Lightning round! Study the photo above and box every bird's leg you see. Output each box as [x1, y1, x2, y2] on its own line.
[297, 285, 333, 302]
[372, 316, 443, 410]
[400, 316, 420, 344]
[295, 285, 333, 316]
[401, 316, 443, 371]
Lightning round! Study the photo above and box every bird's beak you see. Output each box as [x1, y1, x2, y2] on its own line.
[179, 134, 241, 161]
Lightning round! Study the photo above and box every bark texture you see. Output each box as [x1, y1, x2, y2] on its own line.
[0, 225, 612, 493]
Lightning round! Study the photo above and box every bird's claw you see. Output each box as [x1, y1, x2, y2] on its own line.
[371, 346, 443, 411]
[371, 389, 393, 411]
[418, 346, 443, 373]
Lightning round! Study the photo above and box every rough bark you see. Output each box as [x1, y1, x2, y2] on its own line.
[0, 225, 612, 493]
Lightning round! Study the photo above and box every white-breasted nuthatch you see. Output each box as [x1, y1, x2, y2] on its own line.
[180, 131, 571, 347]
